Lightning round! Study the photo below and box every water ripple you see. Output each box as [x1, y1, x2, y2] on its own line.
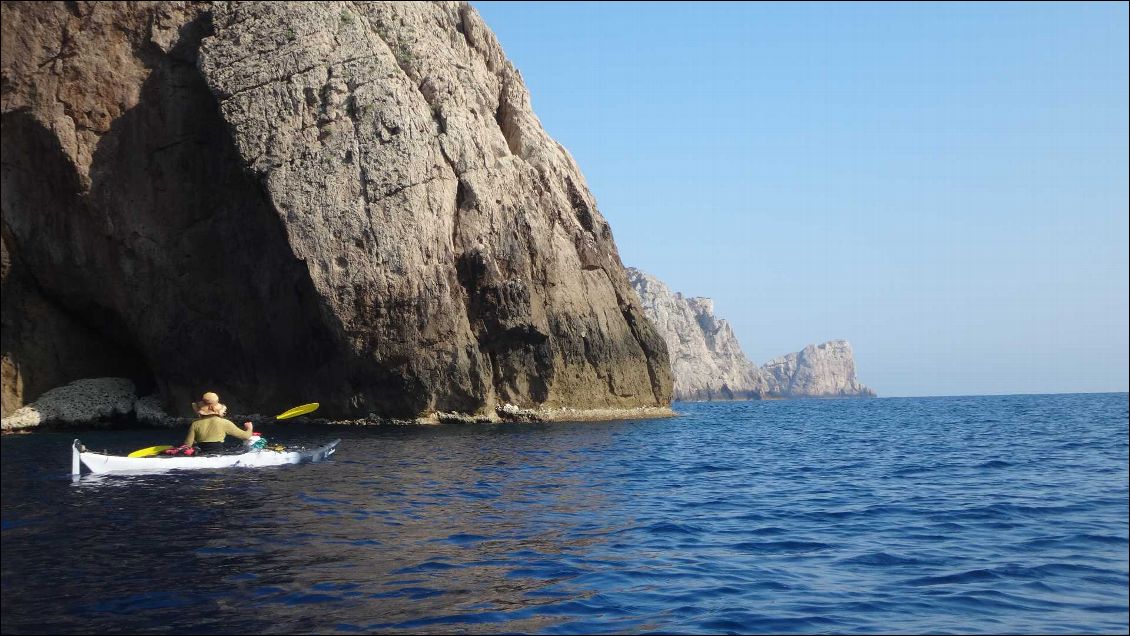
[1, 392, 1127, 634]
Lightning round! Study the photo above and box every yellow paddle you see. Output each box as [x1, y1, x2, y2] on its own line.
[128, 445, 173, 458]
[275, 402, 320, 420]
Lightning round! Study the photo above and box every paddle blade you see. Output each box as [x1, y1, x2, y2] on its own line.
[128, 445, 173, 458]
[275, 403, 320, 420]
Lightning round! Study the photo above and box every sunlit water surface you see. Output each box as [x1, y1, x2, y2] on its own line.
[2, 393, 1127, 634]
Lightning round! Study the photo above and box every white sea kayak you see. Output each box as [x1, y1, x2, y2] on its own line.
[71, 438, 340, 475]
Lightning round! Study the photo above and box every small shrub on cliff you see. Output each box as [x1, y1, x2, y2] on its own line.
[396, 48, 413, 67]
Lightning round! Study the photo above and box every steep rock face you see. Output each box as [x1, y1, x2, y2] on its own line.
[627, 268, 765, 401]
[629, 268, 875, 400]
[1, 1, 671, 419]
[2, 1, 340, 418]
[761, 340, 875, 398]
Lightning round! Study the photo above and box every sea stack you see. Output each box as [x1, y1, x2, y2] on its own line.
[760, 341, 876, 398]
[1, 1, 672, 420]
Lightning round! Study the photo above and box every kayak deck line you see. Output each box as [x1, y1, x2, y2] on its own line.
[71, 438, 340, 476]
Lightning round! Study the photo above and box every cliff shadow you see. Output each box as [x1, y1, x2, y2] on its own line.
[1, 111, 155, 414]
[1, 15, 359, 417]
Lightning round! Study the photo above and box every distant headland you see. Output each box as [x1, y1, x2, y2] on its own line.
[627, 268, 875, 401]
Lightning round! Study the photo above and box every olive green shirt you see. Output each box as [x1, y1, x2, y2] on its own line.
[185, 416, 253, 446]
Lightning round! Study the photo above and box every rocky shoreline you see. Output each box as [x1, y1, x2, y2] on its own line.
[1, 376, 674, 432]
[1, 378, 174, 432]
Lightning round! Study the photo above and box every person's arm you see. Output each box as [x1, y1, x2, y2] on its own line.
[225, 420, 254, 440]
[184, 422, 196, 447]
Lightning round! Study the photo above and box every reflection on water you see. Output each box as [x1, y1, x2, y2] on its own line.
[3, 394, 1129, 634]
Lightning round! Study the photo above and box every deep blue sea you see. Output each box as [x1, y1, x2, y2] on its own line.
[2, 393, 1127, 634]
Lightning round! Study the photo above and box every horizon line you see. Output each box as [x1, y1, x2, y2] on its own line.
[845, 390, 1125, 399]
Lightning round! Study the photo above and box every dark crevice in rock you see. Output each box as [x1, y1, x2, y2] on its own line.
[617, 301, 666, 406]
[213, 51, 382, 103]
[452, 178, 473, 252]
[454, 243, 552, 407]
[602, 268, 667, 406]
[494, 78, 521, 157]
[447, 180, 493, 412]
[564, 175, 596, 235]
[455, 3, 474, 50]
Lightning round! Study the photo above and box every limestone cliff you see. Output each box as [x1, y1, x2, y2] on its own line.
[760, 340, 876, 398]
[628, 268, 874, 400]
[1, 1, 672, 420]
[627, 268, 765, 401]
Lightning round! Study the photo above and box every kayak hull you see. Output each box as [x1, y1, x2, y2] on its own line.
[72, 439, 340, 475]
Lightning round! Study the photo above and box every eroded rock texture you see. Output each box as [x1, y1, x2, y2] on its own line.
[629, 268, 875, 400]
[1, 1, 671, 419]
[627, 268, 765, 401]
[761, 340, 875, 398]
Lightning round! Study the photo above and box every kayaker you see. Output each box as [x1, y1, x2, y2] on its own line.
[185, 391, 254, 454]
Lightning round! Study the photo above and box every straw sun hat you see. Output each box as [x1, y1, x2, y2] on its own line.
[193, 391, 228, 417]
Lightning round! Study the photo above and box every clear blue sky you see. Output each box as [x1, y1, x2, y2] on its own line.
[473, 1, 1129, 397]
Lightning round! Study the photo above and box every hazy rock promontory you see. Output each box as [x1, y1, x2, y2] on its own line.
[628, 268, 875, 400]
[1, 1, 672, 422]
[627, 268, 766, 401]
[761, 340, 875, 398]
